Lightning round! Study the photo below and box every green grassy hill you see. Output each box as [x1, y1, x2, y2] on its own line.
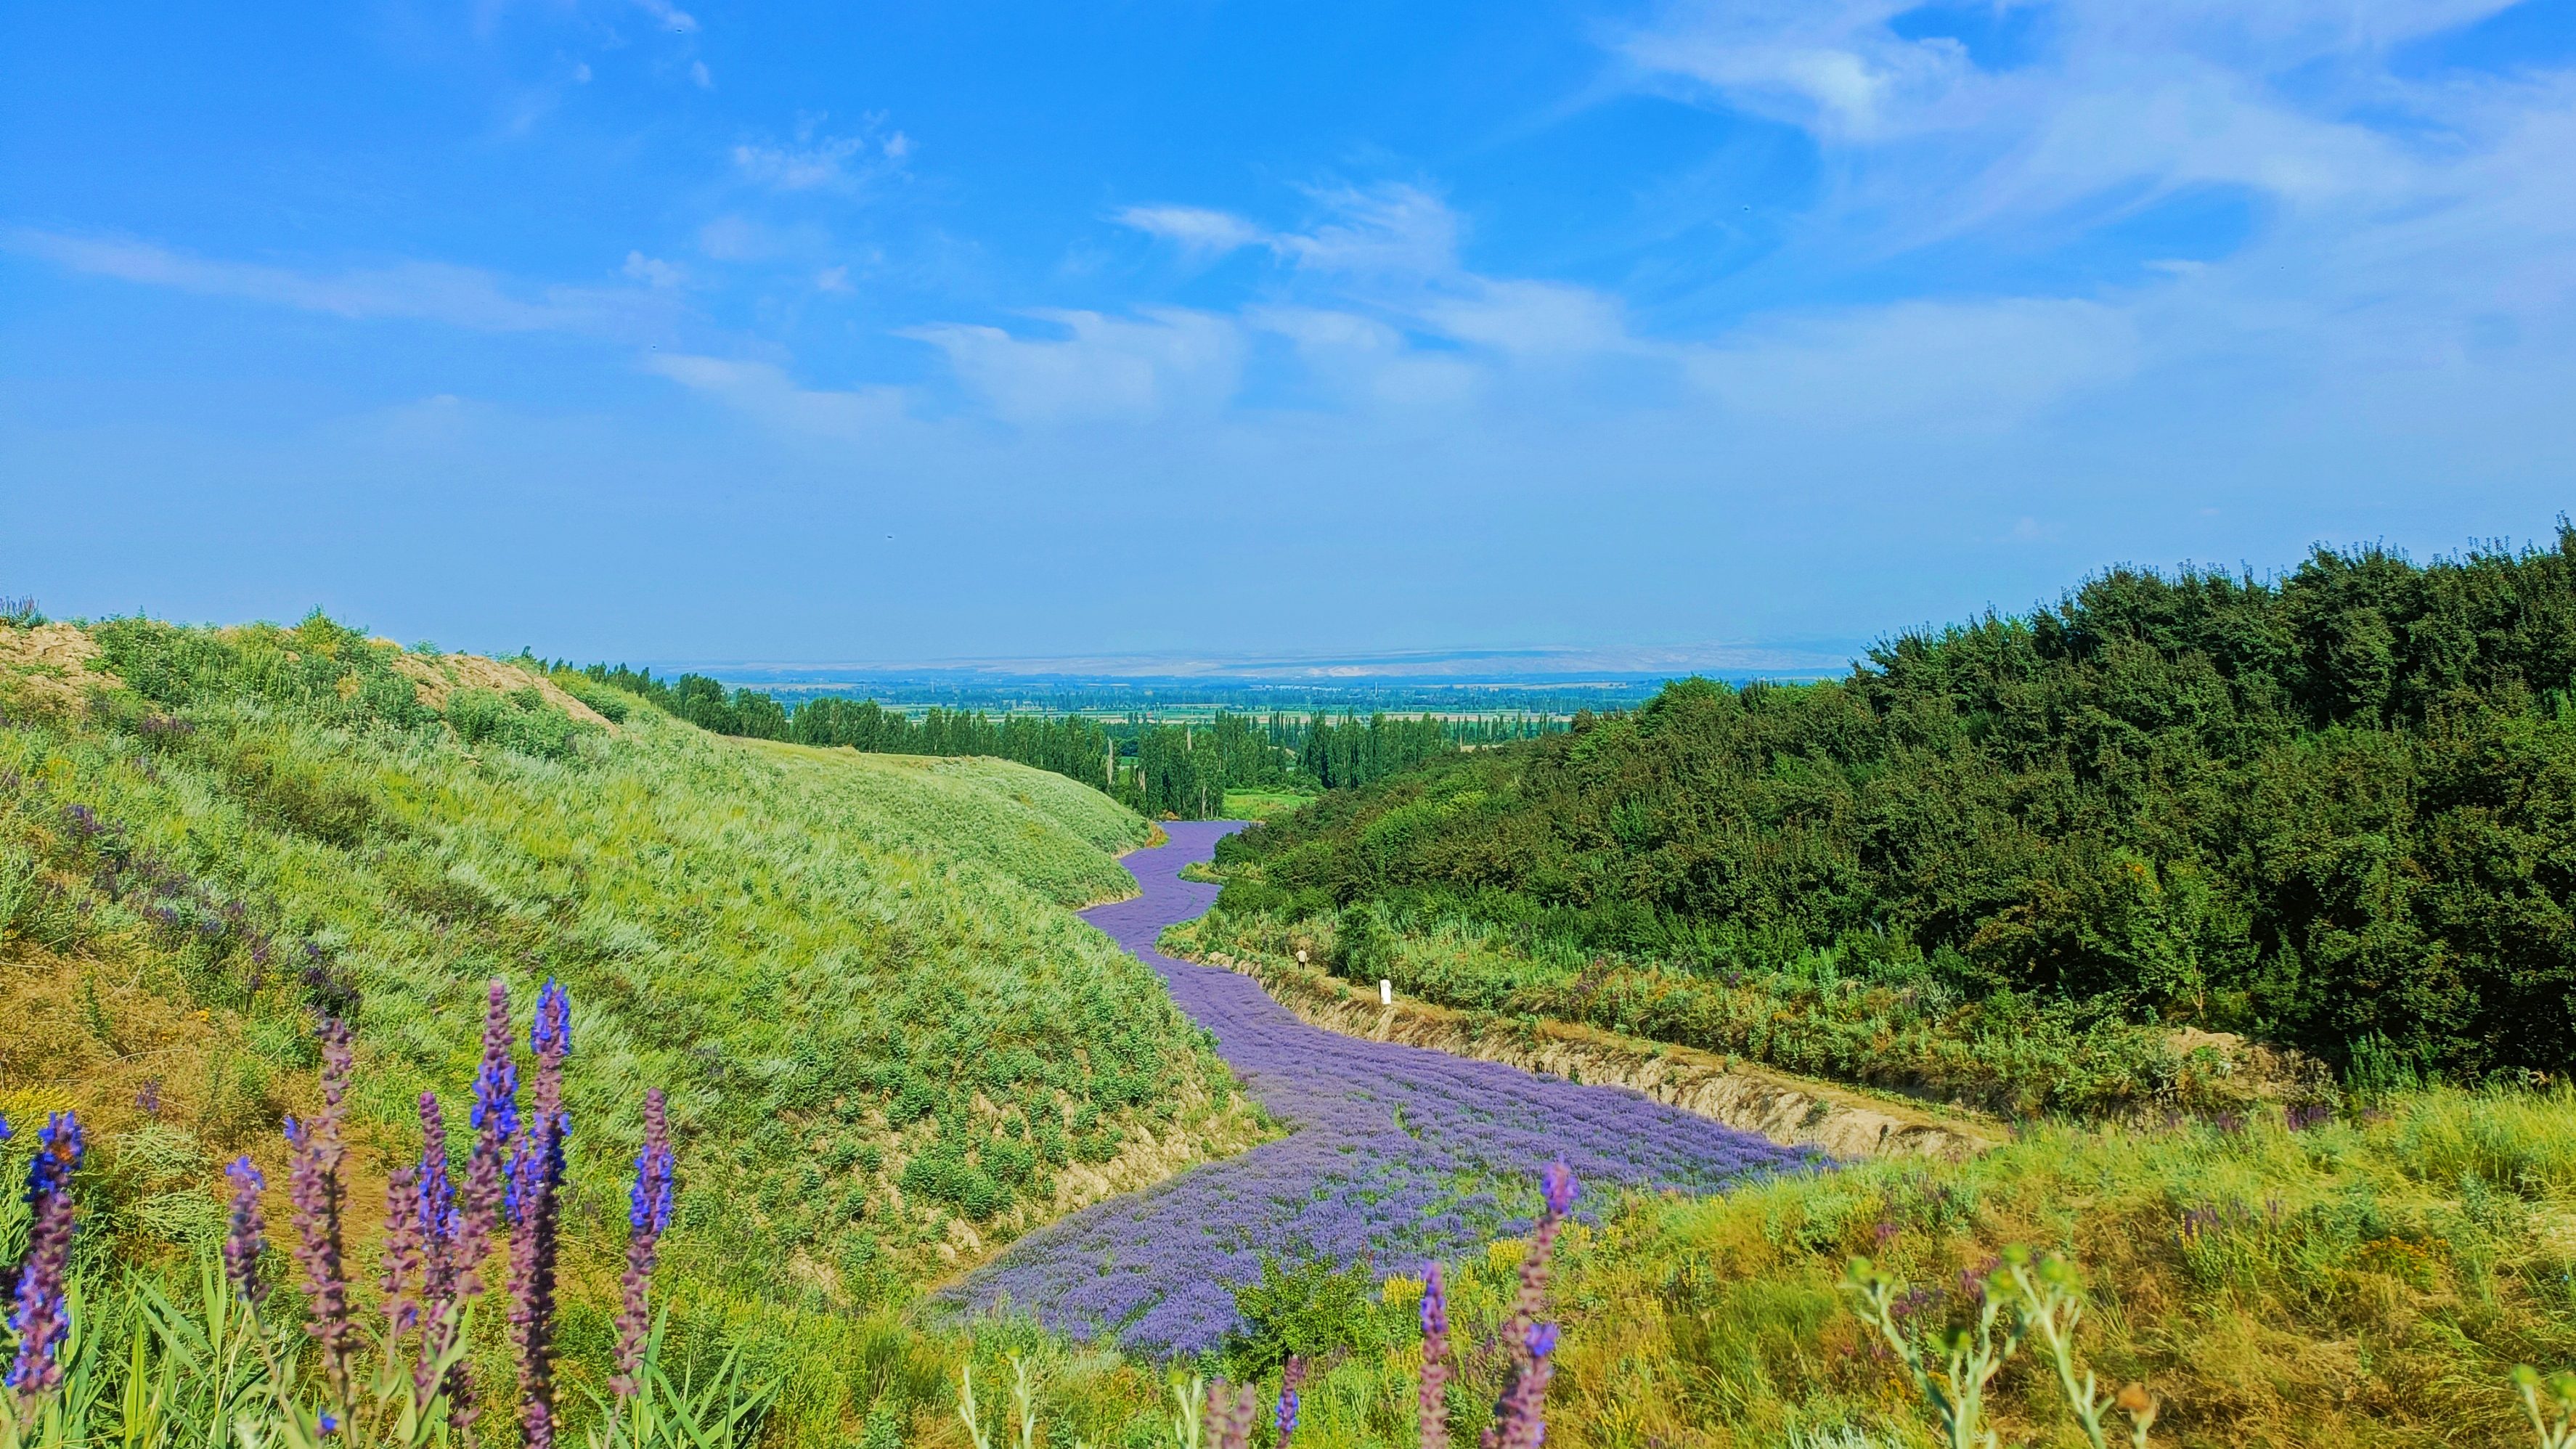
[0, 612, 1257, 1437]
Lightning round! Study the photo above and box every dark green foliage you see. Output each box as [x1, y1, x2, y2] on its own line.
[1225, 1254, 1399, 1374]
[1220, 529, 2576, 1084]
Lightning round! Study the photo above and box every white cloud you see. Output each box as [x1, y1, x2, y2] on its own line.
[730, 119, 906, 192]
[1116, 184, 1461, 278]
[1273, 184, 1460, 278]
[1418, 281, 1634, 359]
[641, 354, 906, 439]
[690, 60, 712, 89]
[631, 0, 698, 33]
[1618, 0, 2533, 244]
[8, 229, 673, 338]
[815, 266, 852, 293]
[902, 309, 1246, 425]
[622, 251, 686, 287]
[1115, 205, 1269, 257]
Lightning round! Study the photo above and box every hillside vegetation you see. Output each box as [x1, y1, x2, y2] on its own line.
[0, 611, 1258, 1439]
[1240, 1087, 2576, 1449]
[1209, 532, 2576, 1115]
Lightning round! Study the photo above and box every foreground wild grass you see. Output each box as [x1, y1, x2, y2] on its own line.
[1471, 1089, 2576, 1448]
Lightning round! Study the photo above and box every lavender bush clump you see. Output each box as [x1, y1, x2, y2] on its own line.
[947, 823, 1819, 1353]
[5, 1112, 82, 1402]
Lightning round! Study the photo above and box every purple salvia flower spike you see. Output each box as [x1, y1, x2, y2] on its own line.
[412, 1093, 462, 1405]
[613, 1087, 674, 1397]
[1541, 1162, 1577, 1219]
[381, 1165, 423, 1339]
[288, 1020, 359, 1408]
[449, 981, 516, 1434]
[6, 1111, 83, 1403]
[1275, 1358, 1306, 1449]
[1419, 1262, 1451, 1449]
[224, 1156, 269, 1306]
[512, 980, 573, 1449]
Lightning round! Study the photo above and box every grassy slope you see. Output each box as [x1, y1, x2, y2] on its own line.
[740, 740, 1149, 905]
[0, 616, 1256, 1441]
[1217, 1090, 2576, 1449]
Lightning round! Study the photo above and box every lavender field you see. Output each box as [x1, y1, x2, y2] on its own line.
[945, 821, 1819, 1354]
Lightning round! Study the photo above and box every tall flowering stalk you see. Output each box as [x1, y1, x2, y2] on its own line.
[509, 979, 572, 1449]
[1418, 1262, 1451, 1449]
[1479, 1163, 1577, 1449]
[1273, 1357, 1306, 1449]
[451, 980, 519, 1434]
[0, 1116, 14, 1315]
[286, 1019, 359, 1408]
[613, 1087, 676, 1399]
[224, 1156, 269, 1307]
[380, 1164, 423, 1339]
[1202, 1379, 1257, 1449]
[412, 1093, 462, 1405]
[5, 1111, 82, 1405]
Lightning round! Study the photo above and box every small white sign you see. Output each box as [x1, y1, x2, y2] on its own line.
[1379, 978, 1393, 1006]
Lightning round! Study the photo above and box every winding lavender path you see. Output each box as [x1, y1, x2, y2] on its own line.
[944, 820, 1817, 1355]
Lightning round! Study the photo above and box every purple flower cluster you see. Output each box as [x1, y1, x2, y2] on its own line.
[5, 1111, 82, 1403]
[508, 979, 573, 1449]
[224, 1156, 269, 1305]
[407, 1092, 465, 1405]
[1419, 1264, 1451, 1449]
[947, 823, 1822, 1354]
[1274, 1356, 1306, 1449]
[285, 1019, 359, 1404]
[614, 1087, 675, 1397]
[1477, 1167, 1573, 1449]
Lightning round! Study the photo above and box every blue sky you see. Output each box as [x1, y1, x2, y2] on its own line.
[4, 0, 2572, 669]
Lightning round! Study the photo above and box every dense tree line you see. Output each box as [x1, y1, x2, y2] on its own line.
[571, 661, 1562, 818]
[1216, 529, 2576, 1080]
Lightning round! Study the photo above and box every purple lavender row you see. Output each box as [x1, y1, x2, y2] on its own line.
[945, 822, 1820, 1354]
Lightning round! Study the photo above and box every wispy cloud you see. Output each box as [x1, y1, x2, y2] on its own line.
[8, 229, 677, 337]
[901, 309, 1246, 425]
[1113, 205, 1268, 258]
[640, 354, 907, 438]
[1615, 0, 2535, 245]
[631, 0, 698, 33]
[622, 250, 687, 287]
[730, 115, 907, 192]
